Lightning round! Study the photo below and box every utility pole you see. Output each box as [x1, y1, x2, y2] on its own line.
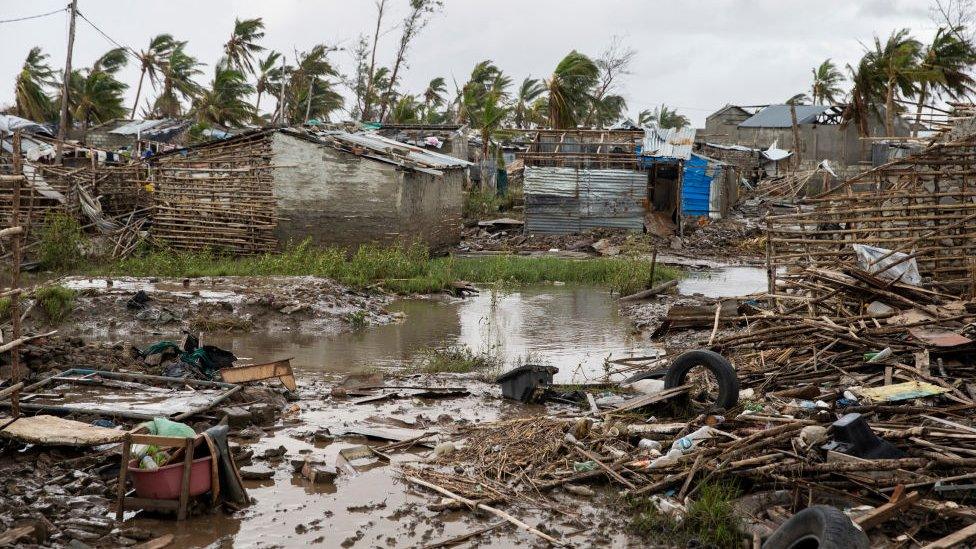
[55, 0, 79, 165]
[276, 57, 287, 126]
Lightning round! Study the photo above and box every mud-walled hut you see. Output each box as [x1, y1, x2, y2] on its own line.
[147, 128, 470, 254]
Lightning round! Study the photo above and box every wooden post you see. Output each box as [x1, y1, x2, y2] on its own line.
[55, 0, 79, 165]
[177, 437, 193, 520]
[789, 102, 801, 172]
[116, 433, 132, 521]
[649, 248, 658, 287]
[10, 131, 22, 387]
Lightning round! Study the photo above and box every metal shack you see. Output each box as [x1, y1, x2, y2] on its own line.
[521, 129, 646, 234]
[520, 127, 735, 236]
[149, 128, 469, 254]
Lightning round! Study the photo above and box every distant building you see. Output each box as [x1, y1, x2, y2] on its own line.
[83, 118, 193, 151]
[698, 104, 910, 172]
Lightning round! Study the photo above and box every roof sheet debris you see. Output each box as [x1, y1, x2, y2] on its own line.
[103, 118, 193, 141]
[642, 126, 696, 160]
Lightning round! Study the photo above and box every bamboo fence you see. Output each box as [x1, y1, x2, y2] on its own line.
[766, 136, 976, 296]
[149, 132, 277, 254]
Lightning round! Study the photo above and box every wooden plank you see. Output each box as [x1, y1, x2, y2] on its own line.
[219, 358, 297, 391]
[922, 522, 976, 549]
[604, 384, 692, 415]
[854, 490, 920, 531]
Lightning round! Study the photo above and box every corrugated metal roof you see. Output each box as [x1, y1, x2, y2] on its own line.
[642, 127, 695, 160]
[302, 130, 471, 171]
[106, 118, 192, 140]
[524, 166, 646, 234]
[738, 105, 828, 128]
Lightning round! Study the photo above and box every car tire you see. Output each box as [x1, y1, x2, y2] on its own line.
[663, 349, 740, 409]
[762, 505, 869, 549]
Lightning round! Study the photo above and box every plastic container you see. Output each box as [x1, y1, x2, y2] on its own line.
[494, 364, 559, 402]
[127, 456, 212, 500]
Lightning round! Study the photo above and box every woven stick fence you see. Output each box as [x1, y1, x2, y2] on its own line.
[766, 136, 976, 298]
[149, 132, 277, 254]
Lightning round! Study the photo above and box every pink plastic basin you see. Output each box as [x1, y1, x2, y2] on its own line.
[127, 456, 212, 500]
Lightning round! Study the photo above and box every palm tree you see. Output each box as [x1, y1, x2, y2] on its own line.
[590, 94, 627, 127]
[421, 77, 446, 122]
[642, 104, 689, 129]
[546, 50, 599, 128]
[513, 77, 544, 128]
[14, 47, 58, 122]
[913, 27, 976, 135]
[810, 59, 845, 105]
[390, 94, 421, 123]
[471, 89, 512, 165]
[278, 45, 344, 125]
[223, 17, 265, 75]
[870, 28, 922, 136]
[152, 42, 204, 118]
[842, 56, 884, 138]
[130, 34, 175, 118]
[66, 49, 129, 130]
[254, 50, 282, 118]
[456, 60, 509, 125]
[192, 64, 256, 127]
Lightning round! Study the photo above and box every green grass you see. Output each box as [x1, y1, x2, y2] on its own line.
[629, 481, 743, 548]
[33, 286, 77, 324]
[0, 296, 9, 321]
[415, 346, 504, 377]
[346, 310, 368, 330]
[38, 214, 87, 270]
[87, 241, 682, 296]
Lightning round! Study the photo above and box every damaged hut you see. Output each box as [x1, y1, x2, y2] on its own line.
[148, 128, 470, 254]
[520, 128, 737, 236]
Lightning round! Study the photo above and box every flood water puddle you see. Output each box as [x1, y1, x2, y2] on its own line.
[678, 266, 767, 298]
[204, 284, 659, 384]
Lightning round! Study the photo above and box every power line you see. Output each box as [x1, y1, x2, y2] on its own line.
[75, 10, 140, 61]
[0, 7, 68, 24]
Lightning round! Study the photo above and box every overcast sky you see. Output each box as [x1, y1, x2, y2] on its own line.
[0, 0, 942, 126]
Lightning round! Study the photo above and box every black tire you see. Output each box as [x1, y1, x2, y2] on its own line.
[763, 505, 869, 549]
[663, 349, 739, 409]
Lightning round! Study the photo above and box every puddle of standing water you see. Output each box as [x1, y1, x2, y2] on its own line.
[678, 266, 768, 298]
[203, 284, 660, 384]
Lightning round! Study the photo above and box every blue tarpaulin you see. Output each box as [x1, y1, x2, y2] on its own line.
[681, 154, 712, 216]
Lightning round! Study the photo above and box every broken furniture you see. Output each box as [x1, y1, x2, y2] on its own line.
[220, 357, 297, 392]
[495, 364, 558, 403]
[7, 369, 240, 421]
[116, 432, 208, 521]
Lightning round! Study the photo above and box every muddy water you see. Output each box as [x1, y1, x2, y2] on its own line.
[203, 284, 660, 384]
[678, 266, 768, 298]
[125, 285, 652, 548]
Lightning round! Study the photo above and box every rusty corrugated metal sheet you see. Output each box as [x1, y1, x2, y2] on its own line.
[524, 166, 647, 234]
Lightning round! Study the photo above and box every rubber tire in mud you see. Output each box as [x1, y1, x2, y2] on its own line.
[662, 349, 739, 410]
[762, 505, 869, 549]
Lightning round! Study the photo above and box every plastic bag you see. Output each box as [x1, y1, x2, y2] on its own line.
[853, 244, 921, 285]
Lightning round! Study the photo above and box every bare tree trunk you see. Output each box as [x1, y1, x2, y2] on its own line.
[885, 76, 896, 137]
[912, 86, 927, 138]
[255, 89, 263, 114]
[361, 0, 386, 121]
[131, 67, 146, 118]
[379, 43, 408, 123]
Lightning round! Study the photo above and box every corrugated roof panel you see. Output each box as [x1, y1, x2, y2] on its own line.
[738, 105, 828, 128]
[525, 166, 647, 234]
[642, 127, 695, 160]
[319, 131, 472, 170]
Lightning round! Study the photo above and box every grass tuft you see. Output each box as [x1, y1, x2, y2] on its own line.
[415, 346, 503, 378]
[0, 297, 9, 321]
[33, 286, 77, 324]
[629, 481, 743, 548]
